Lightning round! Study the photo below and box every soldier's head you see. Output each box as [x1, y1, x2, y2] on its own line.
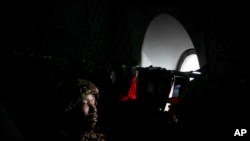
[64, 79, 99, 130]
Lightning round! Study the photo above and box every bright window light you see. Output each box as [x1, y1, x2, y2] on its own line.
[180, 54, 200, 72]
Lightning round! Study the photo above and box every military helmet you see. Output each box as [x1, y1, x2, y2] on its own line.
[63, 79, 99, 114]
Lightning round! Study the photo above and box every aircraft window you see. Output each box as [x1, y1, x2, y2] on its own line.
[179, 54, 200, 72]
[176, 48, 200, 81]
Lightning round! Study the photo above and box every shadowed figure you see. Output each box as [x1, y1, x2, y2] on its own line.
[60, 79, 106, 141]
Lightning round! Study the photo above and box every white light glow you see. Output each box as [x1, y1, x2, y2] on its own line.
[180, 54, 200, 72]
[141, 14, 195, 70]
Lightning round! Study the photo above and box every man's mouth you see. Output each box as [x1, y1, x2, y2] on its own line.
[88, 118, 97, 122]
[88, 114, 98, 122]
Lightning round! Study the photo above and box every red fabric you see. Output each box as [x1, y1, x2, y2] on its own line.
[168, 97, 179, 104]
[120, 76, 137, 101]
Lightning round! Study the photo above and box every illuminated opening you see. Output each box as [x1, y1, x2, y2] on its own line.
[180, 54, 200, 72]
[140, 14, 195, 70]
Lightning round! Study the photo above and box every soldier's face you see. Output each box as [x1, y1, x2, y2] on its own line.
[81, 94, 98, 128]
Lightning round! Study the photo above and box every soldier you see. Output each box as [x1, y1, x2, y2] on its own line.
[60, 79, 106, 141]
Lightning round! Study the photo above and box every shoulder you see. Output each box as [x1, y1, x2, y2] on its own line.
[97, 133, 106, 141]
[80, 131, 107, 141]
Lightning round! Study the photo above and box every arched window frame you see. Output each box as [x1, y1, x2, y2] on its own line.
[176, 48, 199, 71]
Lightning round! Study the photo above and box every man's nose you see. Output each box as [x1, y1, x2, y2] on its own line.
[89, 103, 97, 113]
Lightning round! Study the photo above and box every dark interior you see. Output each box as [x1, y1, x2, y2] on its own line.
[1, 1, 249, 140]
